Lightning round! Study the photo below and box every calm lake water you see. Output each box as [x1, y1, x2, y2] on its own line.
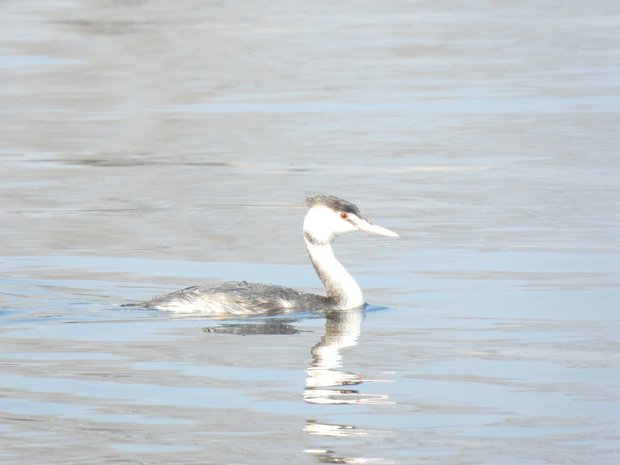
[1, 1, 619, 464]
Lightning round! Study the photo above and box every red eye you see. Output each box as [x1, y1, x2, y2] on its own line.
[340, 212, 347, 219]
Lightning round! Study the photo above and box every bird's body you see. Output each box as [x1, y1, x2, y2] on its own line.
[133, 195, 398, 315]
[141, 281, 330, 315]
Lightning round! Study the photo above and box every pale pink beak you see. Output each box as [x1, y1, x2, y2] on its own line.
[354, 217, 399, 238]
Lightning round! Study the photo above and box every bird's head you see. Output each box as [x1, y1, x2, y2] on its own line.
[303, 195, 399, 245]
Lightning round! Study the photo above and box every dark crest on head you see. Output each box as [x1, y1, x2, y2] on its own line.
[306, 195, 362, 217]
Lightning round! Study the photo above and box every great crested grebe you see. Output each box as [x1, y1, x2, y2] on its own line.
[133, 195, 398, 315]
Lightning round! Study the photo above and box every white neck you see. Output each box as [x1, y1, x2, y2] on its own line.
[304, 237, 364, 309]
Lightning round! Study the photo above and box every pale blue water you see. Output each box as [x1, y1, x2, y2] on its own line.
[1, 1, 620, 464]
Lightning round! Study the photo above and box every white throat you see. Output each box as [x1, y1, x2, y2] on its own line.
[304, 236, 364, 309]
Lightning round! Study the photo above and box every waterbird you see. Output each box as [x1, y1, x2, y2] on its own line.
[132, 195, 398, 315]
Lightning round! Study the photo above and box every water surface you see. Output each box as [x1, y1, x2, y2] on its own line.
[1, 1, 619, 464]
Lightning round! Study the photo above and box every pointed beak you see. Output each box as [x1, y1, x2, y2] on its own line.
[354, 217, 399, 238]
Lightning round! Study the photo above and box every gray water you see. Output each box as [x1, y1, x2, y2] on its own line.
[1, 1, 620, 464]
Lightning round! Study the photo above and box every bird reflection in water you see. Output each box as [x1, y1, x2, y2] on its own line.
[304, 307, 390, 406]
[203, 307, 391, 464]
[202, 308, 392, 408]
[303, 307, 391, 464]
[203, 319, 303, 335]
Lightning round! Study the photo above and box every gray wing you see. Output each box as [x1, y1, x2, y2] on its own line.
[139, 281, 330, 315]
